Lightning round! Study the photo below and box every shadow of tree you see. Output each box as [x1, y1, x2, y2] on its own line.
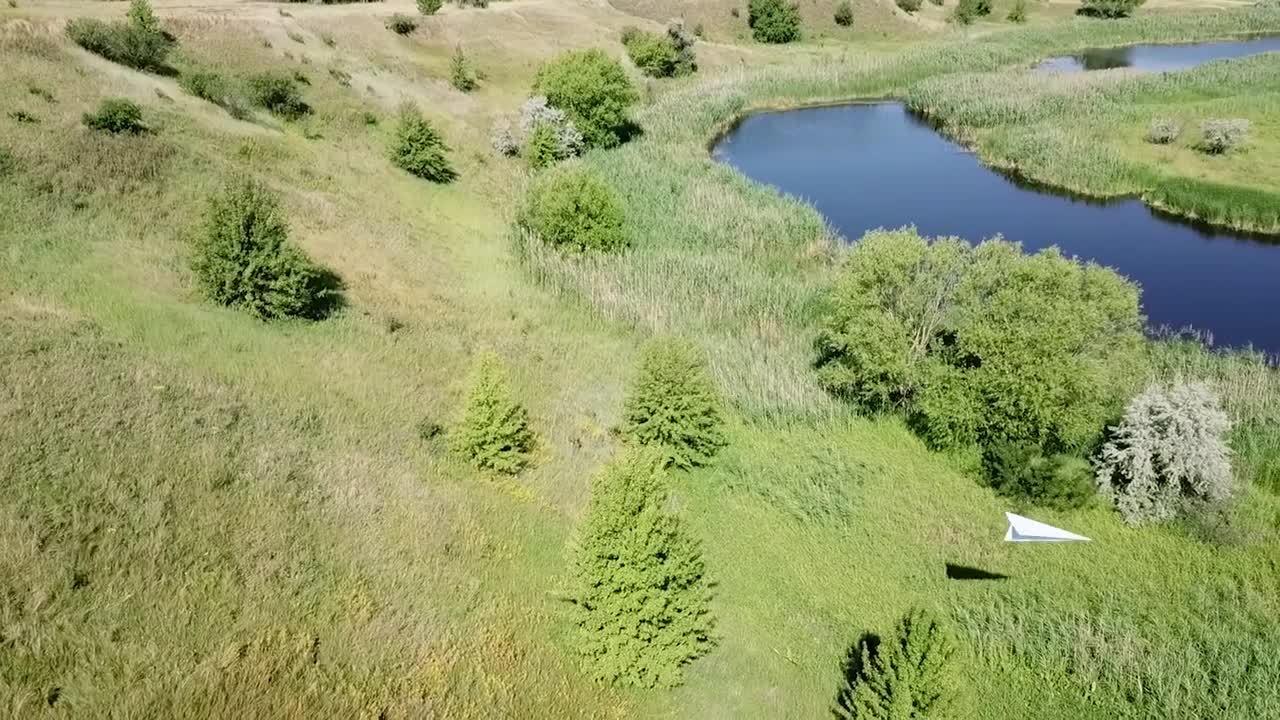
[831, 632, 881, 719]
[302, 266, 346, 321]
[944, 562, 1010, 581]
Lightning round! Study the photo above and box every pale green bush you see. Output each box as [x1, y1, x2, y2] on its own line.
[449, 352, 534, 474]
[521, 165, 626, 251]
[1197, 118, 1249, 154]
[621, 338, 727, 469]
[533, 49, 637, 148]
[835, 608, 958, 720]
[1146, 118, 1181, 145]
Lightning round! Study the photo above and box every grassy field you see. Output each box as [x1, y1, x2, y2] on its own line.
[3, 0, 1280, 717]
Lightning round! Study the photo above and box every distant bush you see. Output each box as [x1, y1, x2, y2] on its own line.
[836, 608, 958, 720]
[622, 23, 697, 78]
[0, 147, 16, 178]
[388, 103, 456, 183]
[1197, 118, 1249, 154]
[449, 45, 479, 92]
[571, 447, 716, 688]
[533, 49, 637, 149]
[815, 230, 1146, 485]
[983, 441, 1095, 510]
[952, 0, 991, 22]
[834, 0, 855, 25]
[1007, 0, 1028, 22]
[521, 165, 626, 252]
[1078, 0, 1145, 17]
[896, 0, 923, 13]
[82, 98, 146, 133]
[490, 95, 584, 163]
[748, 0, 801, 43]
[387, 13, 417, 34]
[417, 0, 443, 14]
[1146, 118, 1181, 145]
[1097, 381, 1234, 525]
[65, 0, 174, 72]
[246, 72, 310, 119]
[193, 179, 333, 320]
[449, 352, 534, 474]
[179, 70, 226, 103]
[621, 339, 727, 469]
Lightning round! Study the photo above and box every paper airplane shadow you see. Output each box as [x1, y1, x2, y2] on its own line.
[945, 563, 1010, 581]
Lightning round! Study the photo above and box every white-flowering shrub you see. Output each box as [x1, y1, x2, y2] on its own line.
[489, 95, 583, 162]
[1197, 118, 1250, 154]
[1146, 119, 1180, 145]
[1096, 381, 1234, 525]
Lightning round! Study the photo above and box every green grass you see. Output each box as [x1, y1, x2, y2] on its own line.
[3, 2, 1280, 718]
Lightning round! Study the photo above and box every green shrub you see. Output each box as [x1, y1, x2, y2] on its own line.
[747, 0, 801, 43]
[246, 72, 310, 119]
[524, 122, 561, 170]
[815, 229, 1146, 467]
[521, 165, 626, 252]
[0, 147, 16, 178]
[449, 352, 534, 474]
[1146, 118, 1180, 145]
[896, 0, 923, 13]
[82, 98, 146, 133]
[952, 0, 991, 22]
[65, 0, 174, 72]
[387, 13, 417, 34]
[834, 0, 855, 26]
[179, 70, 226, 103]
[1006, 0, 1028, 22]
[982, 441, 1094, 510]
[1097, 381, 1234, 525]
[1077, 0, 1145, 17]
[388, 104, 456, 183]
[417, 0, 443, 14]
[571, 447, 716, 688]
[192, 179, 334, 320]
[622, 24, 697, 78]
[533, 49, 638, 149]
[448, 45, 478, 92]
[835, 608, 958, 720]
[621, 339, 727, 469]
[1197, 118, 1249, 155]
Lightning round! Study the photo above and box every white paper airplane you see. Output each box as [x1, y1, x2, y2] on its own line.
[1004, 512, 1090, 543]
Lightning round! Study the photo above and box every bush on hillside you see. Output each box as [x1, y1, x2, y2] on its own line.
[389, 104, 457, 183]
[834, 0, 855, 26]
[1197, 118, 1249, 155]
[571, 447, 716, 688]
[896, 0, 923, 13]
[521, 165, 626, 252]
[192, 179, 334, 320]
[0, 147, 17, 178]
[815, 230, 1146, 490]
[1096, 381, 1234, 525]
[449, 352, 535, 474]
[387, 13, 417, 34]
[983, 441, 1095, 510]
[490, 95, 584, 163]
[748, 0, 801, 43]
[533, 49, 638, 149]
[82, 98, 146, 134]
[835, 608, 958, 720]
[246, 72, 310, 119]
[524, 122, 562, 169]
[1007, 0, 1028, 22]
[952, 0, 991, 22]
[1146, 118, 1181, 145]
[65, 0, 174, 72]
[1077, 0, 1145, 17]
[621, 23, 697, 78]
[449, 45, 479, 92]
[417, 0, 443, 14]
[621, 339, 727, 469]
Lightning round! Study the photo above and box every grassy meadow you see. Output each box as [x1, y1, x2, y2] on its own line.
[3, 0, 1280, 717]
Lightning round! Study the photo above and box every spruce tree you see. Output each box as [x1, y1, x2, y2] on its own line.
[621, 339, 727, 469]
[449, 352, 534, 474]
[389, 103, 457, 183]
[571, 447, 716, 687]
[840, 608, 957, 720]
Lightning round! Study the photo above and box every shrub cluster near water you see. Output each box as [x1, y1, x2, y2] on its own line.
[521, 165, 626, 251]
[533, 49, 638, 149]
[620, 22, 697, 78]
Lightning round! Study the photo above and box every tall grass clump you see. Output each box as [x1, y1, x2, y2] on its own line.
[533, 49, 637, 149]
[387, 13, 417, 34]
[1096, 381, 1234, 525]
[389, 104, 456, 183]
[417, 0, 443, 14]
[1007, 0, 1029, 23]
[621, 338, 727, 469]
[65, 0, 174, 72]
[192, 178, 335, 320]
[835, 608, 958, 720]
[520, 165, 626, 252]
[82, 98, 146, 134]
[449, 352, 535, 474]
[570, 447, 716, 688]
[748, 0, 801, 43]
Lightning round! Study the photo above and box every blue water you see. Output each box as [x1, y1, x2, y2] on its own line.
[713, 39, 1280, 353]
[1036, 34, 1280, 72]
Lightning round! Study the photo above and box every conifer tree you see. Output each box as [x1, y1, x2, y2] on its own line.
[571, 447, 716, 687]
[838, 608, 958, 720]
[449, 352, 534, 474]
[620, 339, 727, 469]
